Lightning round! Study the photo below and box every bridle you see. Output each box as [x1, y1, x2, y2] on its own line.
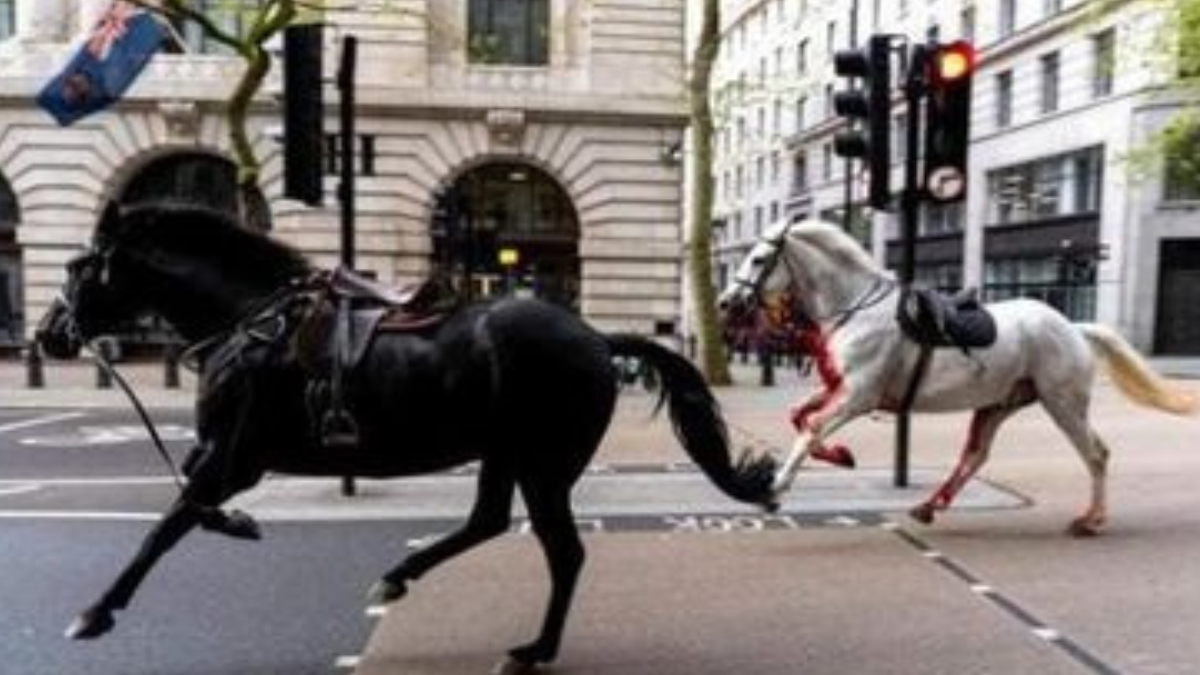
[732, 223, 897, 332]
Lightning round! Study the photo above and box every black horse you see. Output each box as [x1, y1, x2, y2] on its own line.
[37, 203, 774, 667]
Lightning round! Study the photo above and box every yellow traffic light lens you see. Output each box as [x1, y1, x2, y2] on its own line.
[939, 52, 970, 80]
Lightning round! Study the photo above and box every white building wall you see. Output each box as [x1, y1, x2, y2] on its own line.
[710, 0, 1199, 353]
[0, 0, 690, 338]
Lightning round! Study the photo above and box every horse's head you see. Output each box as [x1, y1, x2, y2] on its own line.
[37, 204, 144, 358]
[717, 221, 796, 324]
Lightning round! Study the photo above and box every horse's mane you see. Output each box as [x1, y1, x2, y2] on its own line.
[787, 219, 882, 275]
[106, 202, 313, 284]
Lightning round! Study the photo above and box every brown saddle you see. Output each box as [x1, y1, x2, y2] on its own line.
[290, 268, 459, 448]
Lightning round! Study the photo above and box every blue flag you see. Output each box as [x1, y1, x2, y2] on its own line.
[36, 2, 167, 126]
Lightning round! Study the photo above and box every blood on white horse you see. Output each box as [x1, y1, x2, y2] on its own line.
[719, 219, 1199, 536]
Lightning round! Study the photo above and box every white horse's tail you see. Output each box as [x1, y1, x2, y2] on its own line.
[1078, 324, 1199, 415]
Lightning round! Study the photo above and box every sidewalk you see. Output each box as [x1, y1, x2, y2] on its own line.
[0, 357, 196, 409]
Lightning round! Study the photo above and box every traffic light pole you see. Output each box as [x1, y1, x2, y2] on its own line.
[894, 44, 928, 489]
[338, 36, 358, 498]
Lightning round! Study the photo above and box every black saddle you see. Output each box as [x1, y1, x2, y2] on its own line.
[896, 286, 997, 353]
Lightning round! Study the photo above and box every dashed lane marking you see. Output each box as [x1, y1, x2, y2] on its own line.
[0, 484, 40, 498]
[885, 521, 1123, 675]
[0, 412, 86, 436]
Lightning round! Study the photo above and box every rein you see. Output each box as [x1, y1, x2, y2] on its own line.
[87, 340, 186, 492]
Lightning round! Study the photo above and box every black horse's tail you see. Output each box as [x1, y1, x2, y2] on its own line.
[606, 335, 776, 507]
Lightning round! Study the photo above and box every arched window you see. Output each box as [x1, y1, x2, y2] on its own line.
[468, 0, 549, 65]
[123, 153, 270, 230]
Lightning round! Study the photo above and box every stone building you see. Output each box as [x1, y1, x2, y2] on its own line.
[0, 0, 690, 352]
[710, 0, 1200, 354]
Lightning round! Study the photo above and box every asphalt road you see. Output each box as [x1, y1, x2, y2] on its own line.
[0, 408, 420, 675]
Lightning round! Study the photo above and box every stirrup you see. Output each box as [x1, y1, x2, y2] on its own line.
[321, 408, 360, 449]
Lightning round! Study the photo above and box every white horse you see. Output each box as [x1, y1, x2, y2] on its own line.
[718, 219, 1198, 536]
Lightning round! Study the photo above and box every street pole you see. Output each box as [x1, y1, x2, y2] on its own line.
[894, 44, 927, 489]
[842, 0, 860, 231]
[338, 35, 358, 498]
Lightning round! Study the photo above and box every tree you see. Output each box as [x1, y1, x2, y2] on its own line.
[126, 0, 312, 226]
[1102, 0, 1200, 189]
[687, 0, 733, 385]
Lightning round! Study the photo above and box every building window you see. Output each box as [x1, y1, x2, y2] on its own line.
[961, 5, 976, 42]
[793, 151, 809, 193]
[1164, 127, 1200, 202]
[824, 83, 834, 119]
[892, 112, 907, 163]
[996, 70, 1013, 128]
[822, 143, 833, 181]
[0, 175, 20, 344]
[797, 38, 809, 76]
[0, 0, 14, 40]
[999, 0, 1017, 38]
[826, 20, 837, 57]
[176, 0, 265, 54]
[468, 0, 549, 65]
[1040, 52, 1060, 114]
[923, 201, 964, 236]
[1043, 0, 1062, 17]
[795, 96, 807, 132]
[987, 146, 1104, 226]
[985, 256, 1095, 321]
[1092, 29, 1116, 98]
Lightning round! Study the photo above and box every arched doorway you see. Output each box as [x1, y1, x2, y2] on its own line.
[432, 162, 580, 308]
[0, 174, 21, 350]
[122, 152, 270, 230]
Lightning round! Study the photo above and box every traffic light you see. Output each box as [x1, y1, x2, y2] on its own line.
[923, 40, 975, 203]
[283, 24, 324, 206]
[832, 34, 893, 209]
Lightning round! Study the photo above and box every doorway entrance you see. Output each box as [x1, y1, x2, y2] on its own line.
[433, 162, 580, 308]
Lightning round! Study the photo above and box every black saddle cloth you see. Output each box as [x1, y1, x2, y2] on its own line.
[897, 287, 997, 351]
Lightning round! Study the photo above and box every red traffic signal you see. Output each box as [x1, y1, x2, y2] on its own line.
[929, 41, 975, 87]
[923, 40, 975, 203]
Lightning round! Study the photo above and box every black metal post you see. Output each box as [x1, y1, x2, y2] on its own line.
[843, 0, 860, 231]
[25, 340, 44, 389]
[894, 44, 927, 489]
[163, 342, 181, 389]
[338, 35, 358, 498]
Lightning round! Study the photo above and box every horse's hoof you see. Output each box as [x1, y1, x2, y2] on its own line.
[198, 508, 262, 540]
[507, 641, 555, 669]
[761, 498, 781, 514]
[65, 607, 115, 640]
[814, 444, 856, 469]
[367, 578, 408, 605]
[492, 655, 542, 675]
[1067, 519, 1102, 538]
[909, 503, 936, 525]
[222, 510, 262, 540]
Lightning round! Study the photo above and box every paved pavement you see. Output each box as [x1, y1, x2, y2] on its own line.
[4, 355, 1200, 674]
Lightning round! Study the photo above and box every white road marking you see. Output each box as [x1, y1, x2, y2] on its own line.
[0, 484, 41, 497]
[0, 510, 160, 522]
[333, 655, 361, 669]
[19, 423, 195, 447]
[0, 477, 176, 486]
[0, 412, 86, 436]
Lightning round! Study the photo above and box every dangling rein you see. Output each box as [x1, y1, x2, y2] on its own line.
[87, 342, 186, 491]
[87, 341, 260, 539]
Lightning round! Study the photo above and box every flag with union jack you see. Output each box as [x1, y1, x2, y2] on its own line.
[36, 1, 168, 126]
